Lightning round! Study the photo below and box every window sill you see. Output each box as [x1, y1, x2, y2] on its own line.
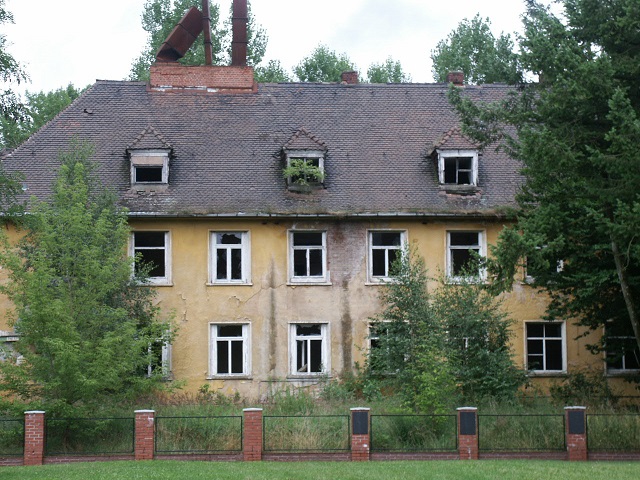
[527, 371, 567, 377]
[365, 279, 397, 286]
[206, 375, 252, 380]
[287, 281, 332, 286]
[439, 185, 480, 195]
[287, 374, 329, 380]
[206, 282, 253, 287]
[606, 370, 640, 377]
[145, 281, 173, 287]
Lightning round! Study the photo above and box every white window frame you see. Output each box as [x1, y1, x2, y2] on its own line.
[604, 325, 640, 374]
[289, 323, 329, 376]
[130, 151, 169, 185]
[209, 231, 251, 284]
[288, 230, 328, 284]
[146, 337, 172, 379]
[525, 321, 566, 374]
[367, 230, 407, 283]
[209, 323, 251, 378]
[437, 149, 478, 186]
[446, 230, 486, 282]
[285, 150, 325, 186]
[131, 231, 171, 285]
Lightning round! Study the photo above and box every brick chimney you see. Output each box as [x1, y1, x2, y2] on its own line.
[446, 71, 464, 86]
[149, 0, 254, 93]
[341, 71, 359, 85]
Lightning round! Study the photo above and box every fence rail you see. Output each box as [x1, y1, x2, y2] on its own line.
[478, 414, 565, 452]
[587, 414, 640, 451]
[155, 416, 242, 454]
[45, 417, 134, 455]
[0, 419, 23, 456]
[263, 415, 350, 452]
[371, 414, 457, 452]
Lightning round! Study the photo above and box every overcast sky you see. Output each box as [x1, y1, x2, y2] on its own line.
[3, 0, 541, 94]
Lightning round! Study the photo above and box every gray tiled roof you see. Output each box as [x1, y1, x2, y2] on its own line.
[2, 80, 522, 218]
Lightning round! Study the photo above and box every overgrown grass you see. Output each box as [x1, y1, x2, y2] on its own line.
[6, 460, 640, 480]
[263, 415, 350, 452]
[478, 414, 565, 451]
[371, 414, 457, 451]
[0, 419, 23, 456]
[45, 417, 134, 455]
[155, 416, 242, 453]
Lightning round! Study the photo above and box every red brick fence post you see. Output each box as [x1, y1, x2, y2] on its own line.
[134, 410, 155, 461]
[457, 407, 478, 460]
[24, 411, 45, 466]
[350, 407, 370, 461]
[243, 408, 263, 461]
[565, 406, 587, 461]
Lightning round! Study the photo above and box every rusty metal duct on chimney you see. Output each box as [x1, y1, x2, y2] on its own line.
[155, 7, 203, 62]
[231, 0, 248, 66]
[202, 0, 213, 65]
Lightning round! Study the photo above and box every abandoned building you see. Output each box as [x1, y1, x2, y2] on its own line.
[1, 0, 636, 399]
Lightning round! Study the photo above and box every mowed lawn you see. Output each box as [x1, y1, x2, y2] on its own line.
[4, 460, 640, 480]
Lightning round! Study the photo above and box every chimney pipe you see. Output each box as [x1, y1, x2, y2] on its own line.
[231, 0, 248, 66]
[202, 0, 213, 65]
[446, 71, 464, 86]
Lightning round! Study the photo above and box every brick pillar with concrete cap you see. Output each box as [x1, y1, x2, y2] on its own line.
[350, 407, 370, 461]
[457, 407, 478, 460]
[24, 411, 45, 466]
[135, 410, 155, 460]
[243, 408, 263, 461]
[565, 406, 588, 461]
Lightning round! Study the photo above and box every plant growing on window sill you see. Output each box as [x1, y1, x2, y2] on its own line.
[283, 159, 325, 192]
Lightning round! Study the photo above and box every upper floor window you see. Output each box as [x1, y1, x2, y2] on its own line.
[289, 231, 328, 283]
[130, 151, 169, 185]
[210, 232, 250, 284]
[368, 231, 406, 282]
[446, 231, 485, 282]
[437, 149, 478, 186]
[132, 231, 171, 285]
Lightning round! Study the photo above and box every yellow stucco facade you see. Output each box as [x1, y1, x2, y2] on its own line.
[92, 217, 634, 398]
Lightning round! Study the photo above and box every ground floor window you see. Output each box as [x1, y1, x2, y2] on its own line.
[526, 322, 565, 373]
[210, 324, 250, 376]
[290, 323, 328, 375]
[605, 323, 640, 373]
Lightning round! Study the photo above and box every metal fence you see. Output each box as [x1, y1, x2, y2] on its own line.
[587, 413, 640, 451]
[370, 414, 457, 452]
[155, 416, 243, 454]
[478, 414, 565, 451]
[0, 418, 24, 456]
[45, 417, 134, 455]
[263, 415, 350, 452]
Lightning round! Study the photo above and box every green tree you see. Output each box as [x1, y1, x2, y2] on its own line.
[294, 45, 357, 83]
[431, 14, 521, 85]
[1, 84, 84, 150]
[366, 57, 411, 83]
[129, 0, 267, 81]
[432, 273, 526, 401]
[0, 0, 28, 124]
[369, 247, 456, 413]
[254, 59, 291, 83]
[449, 0, 640, 358]
[0, 141, 173, 416]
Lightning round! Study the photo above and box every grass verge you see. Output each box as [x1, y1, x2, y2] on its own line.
[4, 460, 640, 480]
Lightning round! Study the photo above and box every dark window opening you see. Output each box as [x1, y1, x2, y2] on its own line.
[135, 166, 163, 183]
[443, 157, 473, 185]
[133, 231, 166, 278]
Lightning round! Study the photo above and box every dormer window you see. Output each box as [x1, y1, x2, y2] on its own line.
[130, 151, 169, 185]
[283, 150, 325, 191]
[437, 149, 478, 186]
